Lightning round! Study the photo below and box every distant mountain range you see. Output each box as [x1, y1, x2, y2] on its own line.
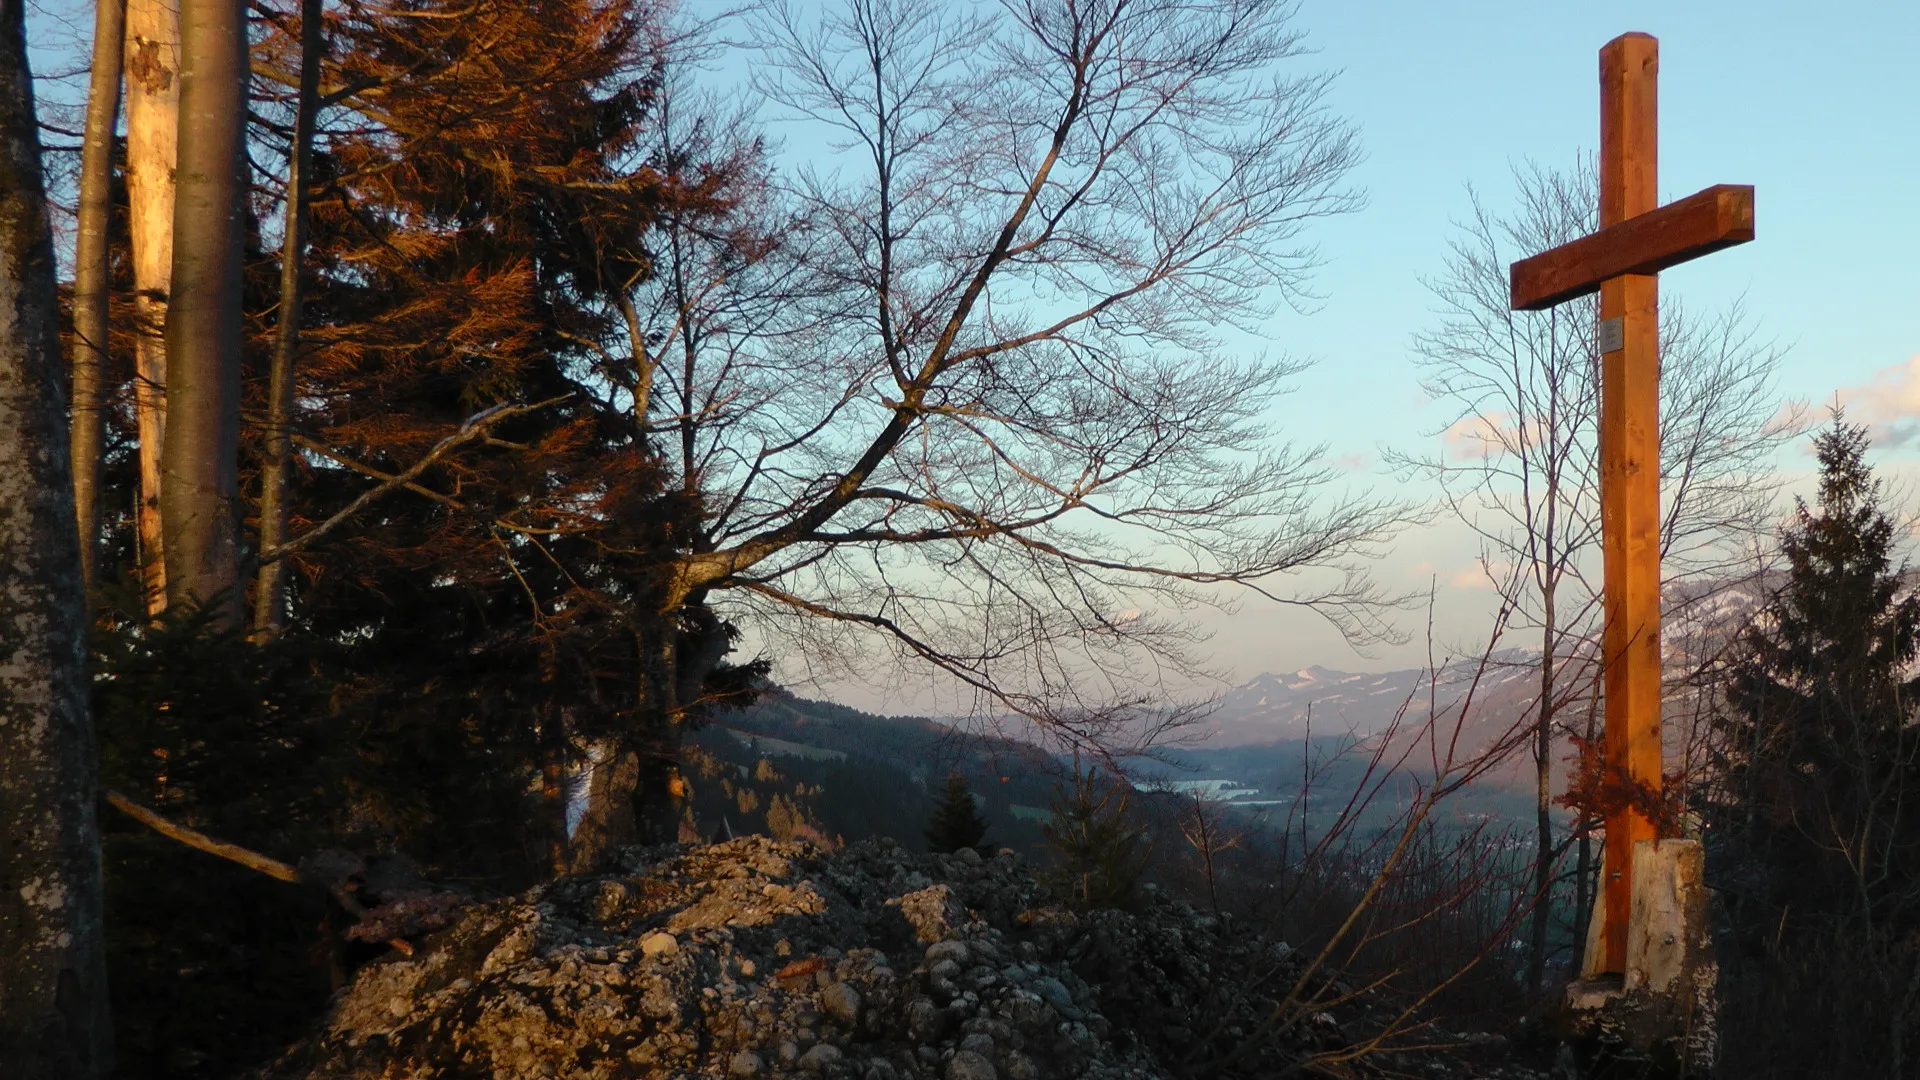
[690, 575, 1771, 846]
[1194, 649, 1545, 750]
[1195, 572, 1775, 751]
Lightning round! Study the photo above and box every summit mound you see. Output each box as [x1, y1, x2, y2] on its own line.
[260, 837, 1545, 1079]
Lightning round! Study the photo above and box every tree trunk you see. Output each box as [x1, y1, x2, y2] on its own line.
[0, 1, 113, 1069]
[251, 0, 322, 640]
[123, 0, 178, 616]
[159, 0, 247, 622]
[1571, 691, 1602, 951]
[540, 703, 570, 879]
[1526, 606, 1557, 993]
[70, 0, 126, 594]
[567, 606, 731, 871]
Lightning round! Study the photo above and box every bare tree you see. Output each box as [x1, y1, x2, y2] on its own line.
[251, 0, 323, 641]
[1393, 160, 1799, 992]
[568, 0, 1402, 854]
[124, 0, 179, 615]
[69, 0, 126, 592]
[0, 0, 112, 1069]
[159, 0, 249, 621]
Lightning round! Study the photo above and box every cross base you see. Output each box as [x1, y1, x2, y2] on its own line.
[1549, 840, 1718, 1077]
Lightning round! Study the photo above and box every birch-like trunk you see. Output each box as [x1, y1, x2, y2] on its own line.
[69, 0, 126, 593]
[0, 0, 113, 1069]
[567, 608, 731, 872]
[123, 0, 179, 615]
[159, 0, 247, 621]
[251, 0, 321, 640]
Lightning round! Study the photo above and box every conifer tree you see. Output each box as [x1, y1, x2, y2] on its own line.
[1715, 417, 1920, 936]
[1041, 767, 1147, 909]
[1709, 417, 1920, 1075]
[925, 773, 990, 854]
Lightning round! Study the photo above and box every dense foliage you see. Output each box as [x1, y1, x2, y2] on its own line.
[1709, 419, 1920, 1076]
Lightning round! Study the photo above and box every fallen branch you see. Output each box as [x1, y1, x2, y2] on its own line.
[102, 789, 459, 955]
[104, 789, 300, 883]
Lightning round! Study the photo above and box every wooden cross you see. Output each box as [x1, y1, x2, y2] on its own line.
[1508, 32, 1754, 977]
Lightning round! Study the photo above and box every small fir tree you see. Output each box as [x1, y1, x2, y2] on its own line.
[1708, 417, 1920, 1075]
[1715, 417, 1920, 935]
[925, 773, 991, 854]
[1041, 767, 1148, 909]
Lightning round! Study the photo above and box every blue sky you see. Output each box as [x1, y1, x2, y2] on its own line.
[798, 1, 1920, 710]
[1274, 1, 1917, 463]
[1161, 0, 1920, 687]
[24, 1, 1916, 708]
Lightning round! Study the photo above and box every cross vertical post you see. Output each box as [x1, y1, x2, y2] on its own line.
[1596, 31, 1663, 978]
[1509, 32, 1753, 986]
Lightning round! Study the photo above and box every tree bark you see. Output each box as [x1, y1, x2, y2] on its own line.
[70, 0, 126, 594]
[567, 607, 731, 870]
[159, 0, 248, 622]
[1526, 601, 1556, 993]
[0, 0, 113, 1069]
[251, 0, 322, 640]
[123, 0, 178, 616]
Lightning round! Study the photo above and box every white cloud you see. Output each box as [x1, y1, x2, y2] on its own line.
[1440, 411, 1541, 461]
[1835, 354, 1920, 449]
[1449, 561, 1510, 591]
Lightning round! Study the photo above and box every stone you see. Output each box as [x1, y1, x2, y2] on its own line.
[640, 931, 678, 958]
[959, 1033, 996, 1057]
[926, 939, 971, 966]
[1031, 977, 1072, 1011]
[956, 847, 983, 866]
[946, 1049, 997, 1080]
[907, 997, 946, 1043]
[1003, 1052, 1038, 1080]
[892, 885, 966, 943]
[799, 1043, 844, 1072]
[821, 982, 862, 1026]
[729, 1051, 764, 1077]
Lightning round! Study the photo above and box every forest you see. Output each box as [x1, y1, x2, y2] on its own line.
[0, 1, 1915, 1078]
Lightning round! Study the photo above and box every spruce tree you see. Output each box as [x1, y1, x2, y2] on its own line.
[1709, 419, 1920, 1075]
[925, 773, 991, 854]
[1717, 417, 1920, 935]
[1040, 767, 1147, 909]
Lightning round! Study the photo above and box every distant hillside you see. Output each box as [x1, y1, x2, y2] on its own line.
[684, 576, 1771, 848]
[685, 692, 1064, 855]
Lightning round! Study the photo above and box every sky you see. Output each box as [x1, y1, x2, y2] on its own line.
[22, 1, 1917, 714]
[1164, 0, 1920, 688]
[792, 1, 1920, 712]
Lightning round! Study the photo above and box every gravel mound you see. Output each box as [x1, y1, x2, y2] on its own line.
[259, 836, 1545, 1079]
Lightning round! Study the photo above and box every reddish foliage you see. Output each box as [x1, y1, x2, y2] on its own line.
[1555, 731, 1687, 839]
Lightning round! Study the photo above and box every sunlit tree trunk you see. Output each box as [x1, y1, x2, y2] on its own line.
[70, 0, 126, 593]
[123, 0, 179, 615]
[159, 0, 247, 621]
[252, 0, 322, 640]
[0, 0, 113, 1069]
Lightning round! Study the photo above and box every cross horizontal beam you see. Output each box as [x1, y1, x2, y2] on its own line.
[1509, 183, 1755, 311]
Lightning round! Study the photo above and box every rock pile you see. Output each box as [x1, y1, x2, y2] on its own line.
[259, 837, 1545, 1079]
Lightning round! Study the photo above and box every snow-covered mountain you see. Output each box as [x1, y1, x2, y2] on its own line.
[1197, 574, 1777, 751]
[1196, 651, 1543, 748]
